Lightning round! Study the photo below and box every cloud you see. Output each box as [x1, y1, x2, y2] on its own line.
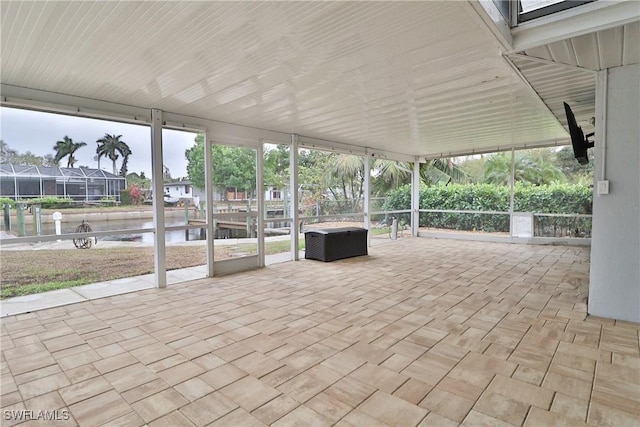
[0, 107, 198, 177]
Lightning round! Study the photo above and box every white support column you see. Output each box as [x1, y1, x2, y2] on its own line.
[508, 147, 516, 237]
[411, 159, 420, 237]
[257, 143, 265, 267]
[151, 109, 167, 288]
[204, 133, 215, 277]
[364, 151, 371, 246]
[589, 64, 639, 323]
[13, 167, 17, 199]
[290, 134, 300, 260]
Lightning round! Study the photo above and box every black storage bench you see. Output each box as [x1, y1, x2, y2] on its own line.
[304, 227, 368, 262]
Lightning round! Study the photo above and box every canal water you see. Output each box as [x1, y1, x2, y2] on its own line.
[3, 214, 290, 242]
[35, 218, 197, 243]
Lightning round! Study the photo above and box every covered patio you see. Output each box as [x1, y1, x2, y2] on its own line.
[3, 238, 638, 426]
[1, 1, 639, 426]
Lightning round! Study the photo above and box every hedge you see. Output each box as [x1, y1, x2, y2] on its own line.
[382, 183, 593, 235]
[17, 197, 76, 209]
[0, 197, 16, 208]
[120, 190, 132, 205]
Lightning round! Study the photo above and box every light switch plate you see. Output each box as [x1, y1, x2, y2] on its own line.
[597, 180, 609, 195]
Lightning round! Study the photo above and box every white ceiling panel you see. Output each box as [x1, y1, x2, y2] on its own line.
[1, 1, 604, 158]
[521, 21, 640, 71]
[510, 55, 596, 139]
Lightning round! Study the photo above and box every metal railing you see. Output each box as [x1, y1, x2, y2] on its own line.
[418, 209, 592, 239]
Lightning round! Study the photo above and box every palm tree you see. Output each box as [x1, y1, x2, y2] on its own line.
[324, 154, 466, 210]
[96, 134, 131, 176]
[483, 153, 512, 185]
[323, 154, 365, 212]
[53, 136, 87, 168]
[484, 151, 566, 186]
[371, 159, 412, 195]
[420, 158, 467, 186]
[118, 144, 132, 177]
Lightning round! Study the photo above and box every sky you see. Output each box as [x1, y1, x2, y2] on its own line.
[0, 107, 199, 178]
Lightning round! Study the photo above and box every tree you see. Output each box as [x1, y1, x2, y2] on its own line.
[456, 155, 486, 184]
[323, 154, 365, 212]
[185, 135, 257, 198]
[53, 136, 87, 168]
[556, 146, 594, 184]
[264, 145, 290, 189]
[96, 134, 131, 176]
[0, 140, 18, 163]
[1, 141, 60, 166]
[371, 159, 412, 195]
[42, 154, 58, 167]
[126, 172, 151, 190]
[118, 144, 132, 177]
[163, 165, 172, 181]
[420, 159, 467, 186]
[483, 150, 566, 186]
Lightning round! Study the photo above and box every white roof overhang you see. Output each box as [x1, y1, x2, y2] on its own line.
[508, 1, 639, 141]
[1, 1, 638, 160]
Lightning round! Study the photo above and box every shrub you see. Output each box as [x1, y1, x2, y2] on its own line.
[128, 184, 143, 205]
[20, 196, 75, 209]
[100, 196, 117, 206]
[120, 189, 132, 205]
[0, 197, 15, 208]
[382, 183, 593, 234]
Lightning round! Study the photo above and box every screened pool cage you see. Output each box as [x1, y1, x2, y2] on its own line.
[0, 164, 126, 202]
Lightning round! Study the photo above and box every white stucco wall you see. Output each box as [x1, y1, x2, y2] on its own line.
[588, 64, 640, 323]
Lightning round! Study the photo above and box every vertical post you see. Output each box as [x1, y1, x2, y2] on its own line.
[33, 205, 41, 237]
[257, 144, 265, 267]
[53, 211, 62, 242]
[246, 198, 252, 237]
[282, 185, 289, 223]
[364, 151, 371, 246]
[184, 203, 190, 241]
[509, 147, 516, 237]
[204, 134, 215, 277]
[13, 169, 18, 200]
[411, 158, 420, 237]
[290, 134, 299, 260]
[3, 203, 11, 231]
[16, 203, 26, 237]
[151, 109, 167, 288]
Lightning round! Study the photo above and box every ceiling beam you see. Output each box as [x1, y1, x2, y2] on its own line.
[511, 1, 640, 53]
[464, 0, 513, 52]
[422, 137, 569, 160]
[1, 84, 151, 125]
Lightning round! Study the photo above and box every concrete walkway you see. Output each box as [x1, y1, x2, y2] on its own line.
[0, 251, 298, 317]
[1, 234, 398, 317]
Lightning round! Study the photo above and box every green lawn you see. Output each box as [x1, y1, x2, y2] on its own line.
[0, 239, 306, 299]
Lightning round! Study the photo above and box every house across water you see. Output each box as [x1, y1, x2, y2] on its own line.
[0, 163, 126, 202]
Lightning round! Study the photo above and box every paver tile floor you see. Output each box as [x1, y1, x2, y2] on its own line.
[1, 238, 639, 426]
